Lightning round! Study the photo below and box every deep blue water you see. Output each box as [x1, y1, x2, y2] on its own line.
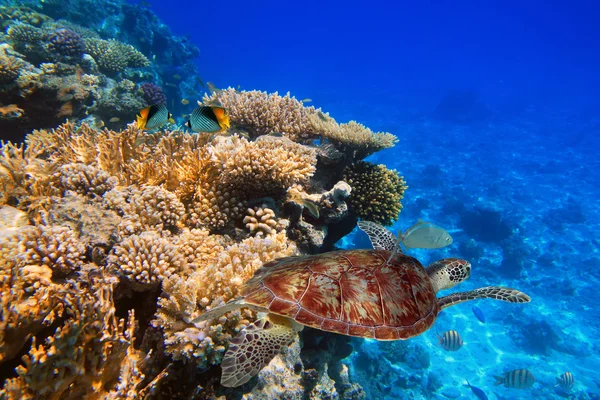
[134, 0, 600, 398]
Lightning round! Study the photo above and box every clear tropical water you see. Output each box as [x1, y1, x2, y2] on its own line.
[147, 1, 600, 398]
[2, 0, 599, 398]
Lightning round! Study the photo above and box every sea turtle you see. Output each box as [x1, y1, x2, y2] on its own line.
[196, 221, 530, 387]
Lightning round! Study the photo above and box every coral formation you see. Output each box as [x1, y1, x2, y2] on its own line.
[0, 110, 397, 397]
[343, 161, 407, 226]
[140, 81, 167, 106]
[83, 38, 149, 75]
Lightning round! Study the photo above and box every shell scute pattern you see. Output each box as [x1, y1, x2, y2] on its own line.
[242, 250, 438, 339]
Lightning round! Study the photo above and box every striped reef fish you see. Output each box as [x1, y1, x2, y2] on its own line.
[437, 330, 463, 351]
[494, 369, 535, 389]
[555, 372, 574, 391]
[185, 106, 230, 133]
[136, 103, 173, 130]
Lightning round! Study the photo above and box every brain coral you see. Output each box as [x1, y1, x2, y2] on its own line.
[343, 161, 408, 226]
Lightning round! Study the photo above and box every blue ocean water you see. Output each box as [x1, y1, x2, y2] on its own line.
[149, 0, 599, 398]
[142, 1, 600, 398]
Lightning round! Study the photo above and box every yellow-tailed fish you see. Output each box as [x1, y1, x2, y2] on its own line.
[166, 82, 177, 88]
[301, 98, 312, 103]
[206, 81, 223, 94]
[95, 119, 105, 128]
[185, 106, 230, 133]
[173, 74, 181, 80]
[555, 372, 574, 391]
[109, 117, 120, 123]
[136, 103, 172, 130]
[181, 99, 190, 105]
[437, 330, 463, 351]
[494, 369, 535, 389]
[399, 220, 452, 249]
[317, 111, 329, 121]
[302, 199, 320, 219]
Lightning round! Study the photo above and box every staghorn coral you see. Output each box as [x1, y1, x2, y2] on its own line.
[83, 38, 150, 75]
[54, 162, 117, 197]
[343, 161, 408, 226]
[153, 231, 296, 367]
[208, 134, 317, 195]
[108, 231, 186, 290]
[103, 185, 185, 234]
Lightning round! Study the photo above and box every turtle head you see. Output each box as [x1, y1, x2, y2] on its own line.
[425, 258, 471, 293]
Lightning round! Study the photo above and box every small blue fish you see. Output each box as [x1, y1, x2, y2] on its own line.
[464, 380, 488, 400]
[472, 305, 486, 323]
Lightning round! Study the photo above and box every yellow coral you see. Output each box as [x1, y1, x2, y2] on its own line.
[54, 162, 117, 197]
[343, 161, 408, 226]
[244, 205, 287, 236]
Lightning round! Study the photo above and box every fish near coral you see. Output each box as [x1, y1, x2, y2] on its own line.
[185, 106, 230, 133]
[136, 103, 173, 130]
[437, 330, 463, 351]
[195, 222, 531, 387]
[555, 371, 574, 391]
[494, 369, 535, 389]
[400, 220, 453, 249]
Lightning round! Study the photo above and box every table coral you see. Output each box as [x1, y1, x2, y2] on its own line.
[343, 161, 408, 226]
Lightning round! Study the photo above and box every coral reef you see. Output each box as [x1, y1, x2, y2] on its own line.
[343, 161, 407, 226]
[0, 67, 399, 396]
[0, 2, 201, 140]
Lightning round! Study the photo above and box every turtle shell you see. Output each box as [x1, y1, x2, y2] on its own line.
[241, 249, 439, 340]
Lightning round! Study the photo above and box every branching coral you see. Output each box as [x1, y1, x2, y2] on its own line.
[153, 231, 296, 367]
[108, 231, 186, 290]
[343, 161, 407, 226]
[54, 162, 117, 197]
[103, 185, 185, 234]
[244, 205, 287, 236]
[204, 89, 398, 159]
[83, 38, 150, 74]
[1, 281, 144, 400]
[208, 134, 317, 195]
[204, 89, 319, 141]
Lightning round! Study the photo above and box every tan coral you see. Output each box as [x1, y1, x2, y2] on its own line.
[108, 231, 186, 290]
[243, 205, 287, 236]
[54, 162, 117, 197]
[204, 89, 320, 141]
[103, 185, 185, 234]
[0, 280, 144, 400]
[185, 179, 246, 231]
[153, 231, 296, 367]
[208, 134, 317, 195]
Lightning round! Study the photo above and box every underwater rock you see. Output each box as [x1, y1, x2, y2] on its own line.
[432, 90, 492, 124]
[460, 206, 513, 242]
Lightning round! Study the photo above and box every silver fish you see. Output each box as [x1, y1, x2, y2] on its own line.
[494, 369, 535, 389]
[437, 330, 463, 351]
[555, 372, 574, 391]
[400, 220, 453, 249]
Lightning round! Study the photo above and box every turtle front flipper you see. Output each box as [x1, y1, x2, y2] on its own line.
[220, 314, 301, 387]
[438, 286, 531, 310]
[357, 221, 398, 252]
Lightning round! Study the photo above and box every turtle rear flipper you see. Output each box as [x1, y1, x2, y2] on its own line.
[438, 286, 531, 310]
[221, 314, 298, 387]
[192, 299, 263, 324]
